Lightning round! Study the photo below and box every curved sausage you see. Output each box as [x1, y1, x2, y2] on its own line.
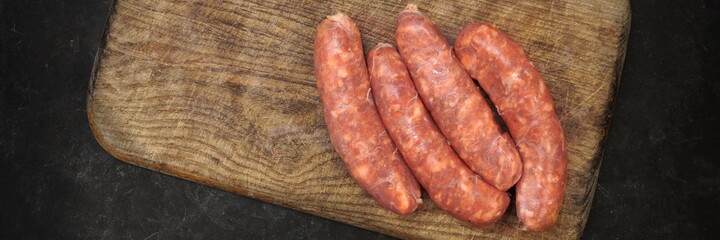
[314, 13, 422, 215]
[395, 5, 523, 191]
[368, 43, 509, 225]
[455, 23, 568, 231]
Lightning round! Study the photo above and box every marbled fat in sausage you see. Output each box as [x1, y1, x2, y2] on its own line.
[314, 13, 422, 215]
[368, 43, 509, 225]
[395, 5, 523, 191]
[455, 23, 568, 231]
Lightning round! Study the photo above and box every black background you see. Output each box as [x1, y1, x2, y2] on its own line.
[1, 0, 719, 239]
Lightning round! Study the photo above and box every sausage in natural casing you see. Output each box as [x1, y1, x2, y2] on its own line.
[368, 43, 509, 225]
[395, 5, 523, 191]
[455, 23, 568, 231]
[314, 13, 422, 215]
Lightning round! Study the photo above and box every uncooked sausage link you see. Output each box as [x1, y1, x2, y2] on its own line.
[314, 13, 422, 215]
[455, 23, 568, 231]
[368, 43, 509, 226]
[395, 4, 523, 192]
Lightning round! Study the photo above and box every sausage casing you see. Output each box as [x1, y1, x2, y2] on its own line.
[314, 13, 422, 215]
[368, 43, 509, 225]
[395, 5, 523, 191]
[455, 23, 568, 231]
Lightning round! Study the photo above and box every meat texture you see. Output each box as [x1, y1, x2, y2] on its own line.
[368, 43, 510, 225]
[395, 4, 522, 191]
[455, 23, 568, 231]
[314, 13, 422, 215]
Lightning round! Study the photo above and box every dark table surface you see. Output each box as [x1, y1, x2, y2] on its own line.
[2, 0, 719, 239]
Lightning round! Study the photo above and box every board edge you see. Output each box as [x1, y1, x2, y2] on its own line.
[573, 1, 632, 239]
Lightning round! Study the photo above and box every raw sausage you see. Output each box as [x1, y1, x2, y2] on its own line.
[368, 43, 509, 225]
[455, 23, 568, 231]
[395, 4, 523, 191]
[314, 13, 422, 215]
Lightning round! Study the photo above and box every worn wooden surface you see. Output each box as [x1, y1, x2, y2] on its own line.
[87, 0, 630, 239]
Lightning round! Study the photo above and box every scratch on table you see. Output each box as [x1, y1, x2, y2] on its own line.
[567, 86, 601, 118]
[142, 231, 160, 240]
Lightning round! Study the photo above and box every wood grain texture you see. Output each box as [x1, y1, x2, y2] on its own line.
[87, 0, 630, 239]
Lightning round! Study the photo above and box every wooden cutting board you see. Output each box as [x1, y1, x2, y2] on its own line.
[87, 0, 630, 239]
